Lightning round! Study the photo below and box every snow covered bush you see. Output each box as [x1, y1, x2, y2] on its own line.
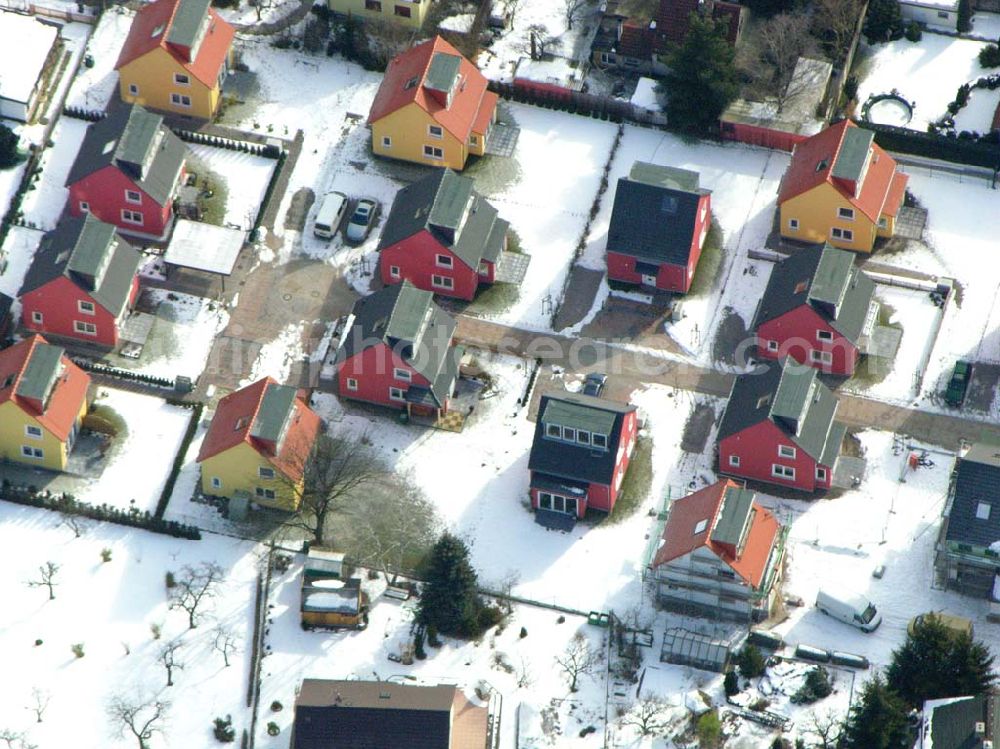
[212, 715, 235, 743]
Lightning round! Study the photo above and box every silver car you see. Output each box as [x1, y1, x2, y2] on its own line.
[345, 198, 379, 244]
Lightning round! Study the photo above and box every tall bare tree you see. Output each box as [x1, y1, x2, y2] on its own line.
[27, 562, 59, 600]
[159, 641, 184, 687]
[555, 633, 597, 692]
[0, 729, 36, 749]
[213, 626, 239, 668]
[28, 688, 49, 723]
[806, 708, 843, 748]
[60, 514, 88, 538]
[620, 694, 670, 736]
[741, 12, 816, 113]
[520, 24, 559, 60]
[107, 695, 169, 749]
[812, 0, 864, 59]
[564, 0, 588, 30]
[168, 562, 223, 629]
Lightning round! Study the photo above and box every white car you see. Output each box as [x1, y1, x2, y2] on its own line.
[345, 198, 379, 244]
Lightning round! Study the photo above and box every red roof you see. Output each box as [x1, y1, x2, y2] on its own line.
[652, 479, 781, 588]
[618, 22, 655, 59]
[0, 335, 90, 442]
[115, 0, 234, 88]
[368, 36, 496, 142]
[778, 120, 904, 223]
[197, 377, 322, 484]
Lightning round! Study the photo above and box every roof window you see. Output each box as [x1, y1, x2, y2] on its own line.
[694, 518, 708, 534]
[976, 502, 991, 520]
[404, 76, 419, 90]
[794, 280, 808, 294]
[756, 394, 771, 409]
[815, 158, 829, 172]
[152, 23, 165, 37]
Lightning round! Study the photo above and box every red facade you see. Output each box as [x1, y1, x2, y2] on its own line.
[720, 121, 809, 153]
[21, 275, 140, 349]
[379, 230, 495, 301]
[719, 420, 834, 493]
[755, 305, 860, 376]
[68, 165, 177, 240]
[337, 341, 449, 413]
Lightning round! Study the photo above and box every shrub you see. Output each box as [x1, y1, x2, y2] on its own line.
[34, 638, 43, 646]
[736, 645, 767, 679]
[771, 739, 792, 749]
[519, 626, 528, 639]
[557, 615, 566, 624]
[724, 670, 740, 697]
[696, 710, 722, 748]
[100, 548, 112, 563]
[0, 123, 19, 169]
[71, 643, 85, 658]
[427, 624, 441, 647]
[904, 21, 922, 42]
[791, 666, 833, 704]
[150, 622, 162, 640]
[213, 715, 235, 742]
[270, 700, 283, 712]
[980, 45, 1000, 68]
[165, 571, 176, 589]
[266, 722, 280, 736]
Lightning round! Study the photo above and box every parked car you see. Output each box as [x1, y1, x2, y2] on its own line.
[907, 612, 974, 640]
[815, 587, 881, 632]
[345, 198, 379, 244]
[945, 360, 972, 407]
[582, 372, 607, 398]
[313, 191, 348, 239]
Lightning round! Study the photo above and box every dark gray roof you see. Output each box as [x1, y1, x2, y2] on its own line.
[528, 392, 636, 486]
[606, 165, 710, 266]
[945, 445, 1000, 547]
[752, 244, 875, 344]
[20, 216, 141, 317]
[926, 695, 986, 749]
[16, 342, 63, 405]
[65, 104, 186, 206]
[166, 0, 211, 51]
[251, 382, 296, 444]
[0, 292, 12, 322]
[378, 169, 507, 271]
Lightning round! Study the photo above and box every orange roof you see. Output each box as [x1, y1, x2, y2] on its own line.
[115, 0, 234, 88]
[883, 171, 908, 218]
[0, 335, 90, 442]
[778, 120, 903, 223]
[652, 479, 781, 588]
[197, 377, 321, 484]
[368, 36, 495, 143]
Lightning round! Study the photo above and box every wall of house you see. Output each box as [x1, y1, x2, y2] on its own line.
[336, 341, 437, 411]
[720, 420, 828, 492]
[654, 548, 759, 620]
[327, 0, 428, 28]
[118, 47, 220, 120]
[0, 399, 81, 472]
[301, 609, 363, 628]
[607, 410, 638, 509]
[779, 183, 878, 253]
[755, 306, 860, 376]
[69, 165, 174, 240]
[21, 275, 137, 349]
[371, 107, 468, 171]
[900, 1, 959, 28]
[379, 230, 479, 300]
[200, 442, 302, 511]
[529, 483, 593, 518]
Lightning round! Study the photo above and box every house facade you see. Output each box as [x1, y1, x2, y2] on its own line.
[606, 161, 712, 294]
[336, 281, 463, 418]
[377, 168, 518, 300]
[368, 36, 498, 171]
[753, 243, 878, 376]
[197, 377, 322, 511]
[527, 391, 639, 518]
[778, 120, 909, 253]
[326, 0, 430, 28]
[65, 104, 187, 241]
[899, 0, 961, 29]
[20, 215, 142, 349]
[719, 359, 845, 493]
[115, 0, 235, 120]
[0, 335, 90, 472]
[651, 480, 786, 622]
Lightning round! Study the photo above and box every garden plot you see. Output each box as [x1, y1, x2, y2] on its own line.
[953, 85, 1000, 133]
[0, 502, 258, 748]
[187, 144, 277, 229]
[64, 6, 134, 112]
[19, 116, 89, 231]
[0, 226, 42, 310]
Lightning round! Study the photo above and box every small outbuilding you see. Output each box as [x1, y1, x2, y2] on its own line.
[0, 11, 60, 122]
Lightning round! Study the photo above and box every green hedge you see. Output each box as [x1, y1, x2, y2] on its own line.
[864, 121, 1000, 169]
[154, 401, 204, 519]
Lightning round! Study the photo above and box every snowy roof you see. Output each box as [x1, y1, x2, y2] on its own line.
[900, 0, 959, 8]
[721, 57, 832, 136]
[513, 56, 585, 92]
[0, 11, 59, 106]
[164, 220, 244, 275]
[630, 77, 660, 111]
[301, 588, 360, 614]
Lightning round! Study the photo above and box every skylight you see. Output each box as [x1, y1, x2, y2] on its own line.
[694, 518, 708, 534]
[152, 23, 165, 37]
[404, 76, 419, 90]
[102, 139, 117, 155]
[977, 502, 991, 520]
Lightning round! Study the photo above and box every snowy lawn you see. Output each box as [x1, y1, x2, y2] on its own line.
[0, 502, 257, 748]
[65, 6, 134, 112]
[242, 320, 305, 385]
[953, 85, 1000, 134]
[19, 116, 89, 231]
[187, 144, 277, 229]
[0, 160, 26, 221]
[0, 227, 42, 318]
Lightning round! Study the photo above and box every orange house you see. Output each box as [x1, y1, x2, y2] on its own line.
[368, 36, 498, 171]
[778, 120, 908, 253]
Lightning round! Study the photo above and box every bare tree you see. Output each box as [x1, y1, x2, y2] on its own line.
[60, 514, 88, 538]
[555, 633, 596, 692]
[107, 695, 169, 749]
[28, 688, 49, 724]
[213, 625, 239, 668]
[495, 569, 521, 614]
[0, 730, 36, 749]
[27, 562, 59, 600]
[516, 657, 534, 688]
[159, 640, 184, 687]
[168, 562, 223, 629]
[620, 694, 670, 737]
[741, 12, 816, 113]
[564, 0, 588, 30]
[520, 24, 560, 60]
[811, 0, 864, 59]
[805, 708, 842, 749]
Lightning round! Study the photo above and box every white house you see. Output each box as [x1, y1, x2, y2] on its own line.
[0, 11, 60, 122]
[898, 0, 961, 29]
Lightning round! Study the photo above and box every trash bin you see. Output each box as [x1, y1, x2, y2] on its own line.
[175, 375, 193, 394]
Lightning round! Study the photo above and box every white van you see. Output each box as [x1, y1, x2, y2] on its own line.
[816, 587, 882, 632]
[313, 191, 348, 239]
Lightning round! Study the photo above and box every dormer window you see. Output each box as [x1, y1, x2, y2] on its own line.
[592, 433, 608, 449]
[562, 427, 576, 442]
[815, 158, 829, 172]
[546, 423, 560, 438]
[404, 76, 419, 89]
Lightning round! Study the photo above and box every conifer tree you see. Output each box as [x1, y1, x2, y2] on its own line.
[418, 533, 482, 637]
[663, 14, 739, 133]
[840, 675, 911, 749]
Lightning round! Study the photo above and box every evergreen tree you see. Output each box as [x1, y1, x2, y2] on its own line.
[864, 0, 904, 43]
[840, 675, 911, 749]
[0, 123, 19, 169]
[663, 14, 739, 133]
[418, 533, 482, 637]
[957, 0, 972, 32]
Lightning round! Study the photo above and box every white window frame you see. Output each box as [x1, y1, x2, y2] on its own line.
[577, 431, 590, 446]
[766, 340, 778, 352]
[258, 466, 276, 479]
[170, 93, 192, 107]
[831, 227, 854, 241]
[128, 83, 139, 96]
[817, 329, 833, 342]
[78, 300, 96, 315]
[389, 386, 405, 401]
[810, 349, 833, 365]
[428, 124, 444, 139]
[79, 201, 90, 213]
[382, 135, 391, 148]
[562, 427, 576, 442]
[546, 423, 561, 438]
[389, 265, 401, 278]
[25, 424, 43, 439]
[121, 209, 144, 225]
[837, 207, 855, 221]
[788, 218, 799, 230]
[174, 72, 190, 86]
[469, 134, 478, 147]
[73, 320, 97, 336]
[211, 476, 222, 489]
[435, 253, 453, 268]
[878, 216, 888, 229]
[394, 367, 411, 382]
[592, 433, 608, 449]
[772, 464, 795, 480]
[816, 466, 827, 482]
[31, 310, 43, 325]
[255, 487, 276, 500]
[431, 275, 454, 290]
[346, 377, 359, 391]
[21, 445, 44, 459]
[423, 145, 444, 160]
[729, 454, 740, 467]
[125, 189, 142, 205]
[778, 445, 796, 459]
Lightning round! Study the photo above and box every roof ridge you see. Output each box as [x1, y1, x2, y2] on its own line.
[10, 335, 41, 404]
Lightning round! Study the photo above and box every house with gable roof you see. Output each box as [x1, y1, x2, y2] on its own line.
[753, 243, 879, 376]
[605, 162, 712, 294]
[368, 36, 498, 171]
[335, 281, 463, 418]
[197, 376, 322, 511]
[651, 479, 786, 622]
[377, 168, 525, 300]
[915, 694, 997, 749]
[115, 0, 235, 120]
[20, 215, 142, 349]
[0, 335, 90, 472]
[778, 119, 909, 252]
[719, 359, 846, 492]
[326, 0, 430, 29]
[66, 104, 187, 240]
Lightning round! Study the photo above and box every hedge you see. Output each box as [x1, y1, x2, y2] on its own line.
[864, 120, 1000, 170]
[154, 401, 204, 519]
[73, 358, 176, 389]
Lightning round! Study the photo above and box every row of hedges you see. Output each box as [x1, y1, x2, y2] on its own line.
[252, 149, 287, 233]
[0, 480, 201, 539]
[154, 401, 204, 519]
[488, 81, 632, 124]
[62, 105, 106, 122]
[174, 128, 282, 159]
[0, 147, 42, 249]
[864, 120, 1000, 169]
[73, 358, 176, 389]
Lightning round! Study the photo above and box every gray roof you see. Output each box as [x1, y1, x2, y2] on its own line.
[424, 51, 460, 93]
[831, 127, 874, 184]
[711, 485, 755, 547]
[926, 695, 986, 749]
[945, 444, 1000, 547]
[752, 244, 875, 344]
[378, 169, 508, 271]
[630, 161, 702, 192]
[65, 104, 186, 206]
[20, 215, 141, 318]
[166, 0, 211, 50]
[16, 342, 63, 405]
[251, 382, 296, 444]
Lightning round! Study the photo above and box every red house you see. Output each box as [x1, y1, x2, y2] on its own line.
[718, 359, 845, 493]
[20, 215, 142, 349]
[753, 243, 879, 376]
[606, 162, 712, 294]
[65, 104, 187, 241]
[335, 281, 463, 418]
[377, 168, 526, 301]
[527, 391, 638, 520]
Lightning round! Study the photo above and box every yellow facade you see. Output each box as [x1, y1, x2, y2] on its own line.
[371, 106, 469, 170]
[0, 399, 85, 472]
[779, 183, 878, 253]
[328, 0, 429, 28]
[119, 47, 222, 120]
[199, 442, 303, 511]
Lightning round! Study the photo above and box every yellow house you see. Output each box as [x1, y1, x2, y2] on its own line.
[327, 0, 429, 29]
[368, 35, 499, 171]
[778, 120, 909, 253]
[115, 0, 235, 121]
[197, 377, 322, 512]
[0, 335, 90, 472]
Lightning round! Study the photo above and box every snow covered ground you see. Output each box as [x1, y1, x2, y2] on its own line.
[64, 6, 133, 112]
[0, 160, 26, 222]
[19, 116, 89, 231]
[953, 85, 1000, 134]
[187, 144, 277, 229]
[242, 320, 305, 385]
[0, 227, 42, 320]
[971, 10, 1000, 38]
